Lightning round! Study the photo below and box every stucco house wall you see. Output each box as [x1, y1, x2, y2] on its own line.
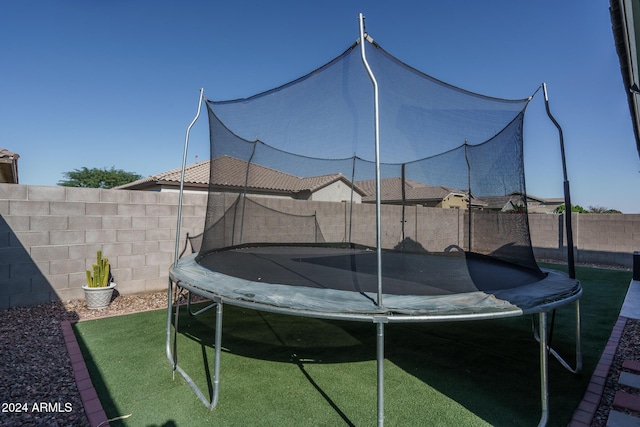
[310, 180, 362, 203]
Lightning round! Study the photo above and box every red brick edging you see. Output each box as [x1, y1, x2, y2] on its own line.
[613, 390, 640, 413]
[568, 316, 628, 426]
[60, 320, 110, 427]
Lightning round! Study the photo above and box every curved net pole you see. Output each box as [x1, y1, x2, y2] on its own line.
[167, 89, 224, 410]
[348, 154, 356, 244]
[358, 13, 383, 306]
[538, 312, 549, 427]
[464, 140, 472, 251]
[173, 88, 204, 268]
[167, 88, 204, 374]
[542, 83, 576, 279]
[541, 84, 582, 425]
[358, 13, 384, 427]
[238, 142, 258, 245]
[401, 163, 406, 246]
[359, 13, 386, 427]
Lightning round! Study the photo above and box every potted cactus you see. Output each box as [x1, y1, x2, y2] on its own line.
[82, 250, 117, 309]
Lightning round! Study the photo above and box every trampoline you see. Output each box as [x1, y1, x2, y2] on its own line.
[173, 244, 580, 319]
[167, 14, 581, 427]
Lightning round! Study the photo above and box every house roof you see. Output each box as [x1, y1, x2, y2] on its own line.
[480, 193, 564, 211]
[120, 158, 559, 209]
[610, 0, 640, 157]
[118, 155, 366, 196]
[0, 148, 19, 184]
[356, 178, 455, 203]
[355, 177, 486, 206]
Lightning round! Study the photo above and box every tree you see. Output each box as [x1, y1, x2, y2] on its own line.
[554, 204, 622, 214]
[58, 167, 142, 189]
[588, 206, 622, 214]
[506, 202, 527, 214]
[553, 204, 589, 214]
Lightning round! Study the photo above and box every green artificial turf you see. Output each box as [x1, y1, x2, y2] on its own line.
[73, 264, 631, 426]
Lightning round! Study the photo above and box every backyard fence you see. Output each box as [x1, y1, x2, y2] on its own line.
[1, 183, 638, 309]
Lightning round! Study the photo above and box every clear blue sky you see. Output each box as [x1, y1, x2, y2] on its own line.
[2, 1, 639, 212]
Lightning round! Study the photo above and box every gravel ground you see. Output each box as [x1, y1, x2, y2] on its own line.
[0, 291, 168, 427]
[0, 290, 637, 426]
[592, 318, 640, 426]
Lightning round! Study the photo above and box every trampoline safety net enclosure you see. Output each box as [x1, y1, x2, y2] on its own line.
[184, 32, 581, 317]
[169, 15, 581, 426]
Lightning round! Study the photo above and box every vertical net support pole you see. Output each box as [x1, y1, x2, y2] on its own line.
[167, 87, 203, 385]
[166, 87, 224, 408]
[538, 311, 549, 427]
[376, 320, 386, 427]
[358, 13, 383, 306]
[464, 141, 472, 251]
[359, 12, 385, 427]
[173, 88, 204, 268]
[574, 299, 583, 373]
[401, 163, 406, 246]
[238, 142, 258, 246]
[349, 155, 356, 244]
[542, 83, 576, 279]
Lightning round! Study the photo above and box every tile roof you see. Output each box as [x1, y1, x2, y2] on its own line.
[119, 156, 509, 207]
[355, 178, 462, 203]
[118, 156, 364, 195]
[0, 148, 19, 184]
[0, 148, 19, 161]
[158, 161, 210, 185]
[481, 193, 564, 210]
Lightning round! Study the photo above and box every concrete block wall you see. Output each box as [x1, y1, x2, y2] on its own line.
[239, 198, 350, 243]
[2, 183, 639, 309]
[529, 213, 640, 267]
[529, 213, 566, 261]
[572, 213, 640, 267]
[241, 197, 326, 244]
[415, 207, 462, 252]
[350, 202, 382, 247]
[0, 184, 206, 309]
[245, 200, 463, 251]
[470, 212, 531, 256]
[182, 195, 640, 269]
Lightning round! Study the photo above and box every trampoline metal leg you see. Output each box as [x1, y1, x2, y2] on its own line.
[538, 312, 549, 427]
[166, 279, 176, 376]
[187, 291, 218, 316]
[212, 301, 223, 405]
[574, 299, 583, 373]
[532, 299, 582, 375]
[166, 279, 223, 410]
[530, 299, 581, 426]
[376, 320, 385, 427]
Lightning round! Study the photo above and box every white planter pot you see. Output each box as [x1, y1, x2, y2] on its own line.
[82, 283, 117, 309]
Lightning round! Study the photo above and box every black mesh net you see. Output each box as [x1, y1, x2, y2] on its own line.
[196, 37, 542, 287]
